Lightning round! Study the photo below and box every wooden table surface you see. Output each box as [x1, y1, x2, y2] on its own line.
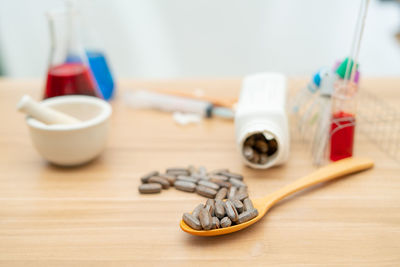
[0, 78, 399, 266]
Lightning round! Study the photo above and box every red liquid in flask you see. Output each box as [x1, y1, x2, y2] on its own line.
[44, 63, 101, 99]
[329, 111, 356, 161]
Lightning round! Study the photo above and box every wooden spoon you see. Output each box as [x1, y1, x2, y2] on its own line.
[180, 157, 374, 236]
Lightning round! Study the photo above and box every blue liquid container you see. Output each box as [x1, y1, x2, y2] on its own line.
[86, 50, 115, 100]
[65, 50, 115, 100]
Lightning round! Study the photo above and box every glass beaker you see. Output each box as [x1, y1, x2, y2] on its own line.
[44, 8, 102, 99]
[79, 0, 115, 101]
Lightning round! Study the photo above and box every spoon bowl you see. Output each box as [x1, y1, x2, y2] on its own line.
[180, 157, 374, 236]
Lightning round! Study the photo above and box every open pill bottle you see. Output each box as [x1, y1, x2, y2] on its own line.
[235, 73, 290, 169]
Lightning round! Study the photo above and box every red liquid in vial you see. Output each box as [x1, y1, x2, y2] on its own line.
[329, 111, 355, 161]
[44, 63, 101, 99]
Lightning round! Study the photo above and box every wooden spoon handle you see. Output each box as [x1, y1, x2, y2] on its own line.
[265, 157, 374, 207]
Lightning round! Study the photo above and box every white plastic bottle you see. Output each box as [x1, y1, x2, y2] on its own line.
[235, 72, 290, 169]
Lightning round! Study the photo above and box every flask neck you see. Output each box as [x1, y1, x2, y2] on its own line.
[47, 8, 87, 67]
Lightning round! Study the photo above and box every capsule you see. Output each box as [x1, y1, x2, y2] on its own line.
[243, 145, 254, 160]
[199, 208, 213, 230]
[196, 185, 217, 198]
[160, 174, 176, 185]
[243, 198, 254, 211]
[188, 165, 196, 175]
[198, 180, 220, 191]
[237, 209, 259, 224]
[220, 217, 232, 228]
[191, 204, 204, 219]
[232, 199, 244, 213]
[166, 167, 188, 173]
[138, 183, 162, 194]
[183, 212, 202, 230]
[140, 170, 159, 183]
[214, 199, 226, 219]
[212, 217, 220, 229]
[224, 200, 239, 222]
[255, 140, 268, 153]
[174, 180, 196, 192]
[177, 175, 199, 184]
[166, 168, 190, 176]
[208, 174, 229, 181]
[235, 187, 248, 201]
[229, 178, 246, 188]
[215, 187, 228, 200]
[148, 176, 170, 189]
[219, 171, 243, 181]
[205, 199, 215, 216]
[259, 153, 268, 164]
[198, 166, 207, 176]
[228, 186, 237, 200]
[210, 178, 231, 189]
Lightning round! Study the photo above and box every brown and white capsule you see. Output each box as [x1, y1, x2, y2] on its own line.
[212, 217, 220, 229]
[214, 199, 226, 219]
[148, 176, 170, 189]
[208, 174, 229, 182]
[188, 165, 197, 175]
[267, 138, 278, 155]
[198, 166, 207, 176]
[232, 199, 244, 213]
[177, 175, 199, 184]
[138, 183, 162, 194]
[220, 217, 232, 228]
[198, 180, 220, 191]
[259, 153, 268, 164]
[199, 208, 213, 230]
[174, 180, 196, 192]
[192, 203, 204, 219]
[243, 145, 254, 160]
[192, 173, 208, 181]
[196, 185, 217, 198]
[224, 200, 239, 222]
[243, 198, 254, 211]
[140, 170, 159, 183]
[183, 212, 202, 230]
[166, 167, 188, 173]
[228, 186, 237, 200]
[215, 187, 228, 200]
[255, 140, 268, 153]
[210, 178, 231, 189]
[219, 171, 243, 181]
[205, 199, 215, 216]
[166, 168, 190, 176]
[160, 174, 176, 185]
[235, 187, 249, 201]
[237, 209, 259, 224]
[252, 151, 261, 164]
[229, 178, 246, 188]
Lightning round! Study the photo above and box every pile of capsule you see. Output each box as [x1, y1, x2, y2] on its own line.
[242, 133, 278, 165]
[138, 166, 258, 230]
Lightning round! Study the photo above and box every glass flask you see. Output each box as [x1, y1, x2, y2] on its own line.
[85, 50, 115, 100]
[75, 0, 115, 101]
[44, 8, 102, 99]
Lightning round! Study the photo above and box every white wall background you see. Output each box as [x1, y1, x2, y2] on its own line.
[0, 0, 399, 78]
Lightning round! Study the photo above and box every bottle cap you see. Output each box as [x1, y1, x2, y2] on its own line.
[336, 57, 358, 79]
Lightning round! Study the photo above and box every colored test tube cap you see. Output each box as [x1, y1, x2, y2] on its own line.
[336, 57, 359, 79]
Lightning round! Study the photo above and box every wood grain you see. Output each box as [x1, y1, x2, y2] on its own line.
[0, 77, 399, 266]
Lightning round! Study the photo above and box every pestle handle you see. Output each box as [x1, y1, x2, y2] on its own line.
[17, 95, 81, 125]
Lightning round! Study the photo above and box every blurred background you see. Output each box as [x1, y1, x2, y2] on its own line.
[0, 0, 399, 79]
